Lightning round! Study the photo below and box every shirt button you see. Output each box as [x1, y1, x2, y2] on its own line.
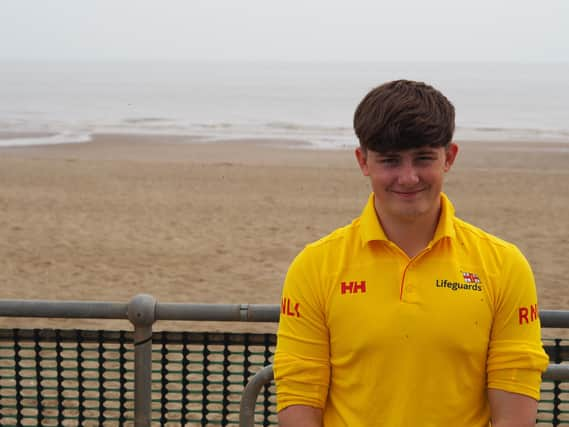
[407, 283, 414, 292]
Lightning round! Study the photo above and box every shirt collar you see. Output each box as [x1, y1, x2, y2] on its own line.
[433, 192, 456, 242]
[360, 192, 456, 246]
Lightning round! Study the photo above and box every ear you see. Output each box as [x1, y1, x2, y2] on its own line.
[443, 143, 459, 172]
[355, 147, 370, 176]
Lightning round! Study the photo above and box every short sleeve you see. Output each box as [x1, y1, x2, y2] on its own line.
[487, 245, 549, 400]
[274, 246, 330, 411]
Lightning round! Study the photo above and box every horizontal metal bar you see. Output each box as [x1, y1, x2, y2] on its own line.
[540, 310, 569, 328]
[0, 299, 280, 322]
[543, 364, 569, 381]
[0, 300, 128, 319]
[156, 303, 279, 322]
[158, 306, 565, 325]
[0, 298, 566, 327]
[242, 304, 280, 322]
[156, 303, 240, 321]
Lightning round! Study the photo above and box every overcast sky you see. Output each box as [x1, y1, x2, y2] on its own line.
[1, 0, 567, 62]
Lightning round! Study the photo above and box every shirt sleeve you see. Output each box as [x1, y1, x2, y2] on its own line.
[274, 246, 331, 411]
[486, 245, 549, 400]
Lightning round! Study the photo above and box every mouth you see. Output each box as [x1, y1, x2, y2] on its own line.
[391, 189, 425, 199]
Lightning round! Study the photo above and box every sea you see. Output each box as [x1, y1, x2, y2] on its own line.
[1, 61, 568, 149]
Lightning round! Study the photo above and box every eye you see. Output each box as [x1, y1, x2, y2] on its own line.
[416, 155, 436, 162]
[379, 157, 399, 165]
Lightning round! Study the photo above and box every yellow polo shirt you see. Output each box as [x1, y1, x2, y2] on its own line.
[274, 193, 549, 427]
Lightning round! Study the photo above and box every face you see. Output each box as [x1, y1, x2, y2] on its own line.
[355, 144, 458, 224]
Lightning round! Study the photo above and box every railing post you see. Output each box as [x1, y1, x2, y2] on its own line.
[128, 294, 157, 427]
[239, 364, 274, 427]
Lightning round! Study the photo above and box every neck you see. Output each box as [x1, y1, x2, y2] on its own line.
[377, 206, 441, 259]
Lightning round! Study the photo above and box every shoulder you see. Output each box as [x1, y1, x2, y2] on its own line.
[304, 217, 361, 255]
[454, 216, 518, 252]
[452, 216, 529, 271]
[290, 218, 362, 273]
[282, 220, 359, 302]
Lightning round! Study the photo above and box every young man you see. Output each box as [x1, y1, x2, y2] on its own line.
[274, 80, 549, 426]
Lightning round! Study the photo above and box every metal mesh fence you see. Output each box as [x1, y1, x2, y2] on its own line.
[0, 329, 276, 426]
[0, 329, 567, 426]
[0, 329, 132, 426]
[539, 338, 569, 426]
[149, 331, 276, 426]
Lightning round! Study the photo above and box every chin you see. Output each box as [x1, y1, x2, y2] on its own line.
[394, 203, 431, 219]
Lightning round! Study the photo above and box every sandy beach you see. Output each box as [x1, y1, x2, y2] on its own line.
[1, 134, 568, 337]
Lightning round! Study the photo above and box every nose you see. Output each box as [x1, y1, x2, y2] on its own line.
[397, 163, 420, 186]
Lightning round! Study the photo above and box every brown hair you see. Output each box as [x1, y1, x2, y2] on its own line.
[353, 80, 455, 153]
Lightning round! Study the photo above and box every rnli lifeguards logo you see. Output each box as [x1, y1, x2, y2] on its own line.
[435, 271, 483, 292]
[462, 271, 481, 284]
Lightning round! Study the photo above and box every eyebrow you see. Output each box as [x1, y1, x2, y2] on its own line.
[376, 148, 438, 157]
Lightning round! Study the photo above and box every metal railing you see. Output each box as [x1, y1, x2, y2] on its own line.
[0, 294, 568, 426]
[240, 365, 275, 427]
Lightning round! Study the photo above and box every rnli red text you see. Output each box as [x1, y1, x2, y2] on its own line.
[519, 304, 538, 325]
[281, 298, 300, 318]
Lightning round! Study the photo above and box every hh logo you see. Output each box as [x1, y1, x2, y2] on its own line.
[281, 297, 300, 318]
[341, 280, 367, 295]
[519, 304, 538, 325]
